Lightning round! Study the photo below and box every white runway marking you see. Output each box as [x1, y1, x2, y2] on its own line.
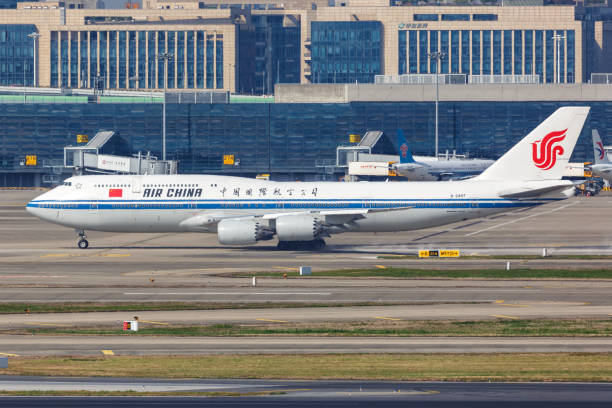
[465, 201, 579, 237]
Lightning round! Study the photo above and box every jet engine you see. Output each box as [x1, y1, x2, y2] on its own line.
[217, 219, 274, 245]
[275, 215, 328, 241]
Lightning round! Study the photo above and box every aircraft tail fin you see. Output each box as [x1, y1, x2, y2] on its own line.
[397, 129, 415, 164]
[592, 130, 610, 164]
[476, 107, 590, 181]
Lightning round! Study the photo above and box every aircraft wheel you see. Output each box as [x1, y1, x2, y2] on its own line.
[77, 239, 89, 249]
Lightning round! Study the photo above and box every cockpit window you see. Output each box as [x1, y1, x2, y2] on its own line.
[62, 182, 72, 186]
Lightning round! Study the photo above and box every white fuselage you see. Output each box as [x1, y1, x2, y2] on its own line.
[591, 164, 612, 182]
[26, 174, 569, 236]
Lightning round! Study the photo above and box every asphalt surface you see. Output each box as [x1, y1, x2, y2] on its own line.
[1, 335, 612, 356]
[0, 378, 610, 407]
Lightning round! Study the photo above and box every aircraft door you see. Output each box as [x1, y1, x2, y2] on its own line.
[132, 176, 143, 194]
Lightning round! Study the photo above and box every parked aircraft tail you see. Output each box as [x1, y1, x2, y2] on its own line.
[592, 130, 610, 165]
[397, 129, 415, 164]
[476, 107, 590, 181]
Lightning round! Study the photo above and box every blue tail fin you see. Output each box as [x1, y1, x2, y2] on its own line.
[397, 129, 415, 164]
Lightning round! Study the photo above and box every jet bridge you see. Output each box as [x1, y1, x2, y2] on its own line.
[64, 130, 177, 175]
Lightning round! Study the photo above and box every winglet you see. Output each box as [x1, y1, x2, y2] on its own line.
[397, 129, 415, 164]
[592, 130, 610, 164]
[476, 107, 590, 181]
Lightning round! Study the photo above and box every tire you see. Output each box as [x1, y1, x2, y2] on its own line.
[78, 239, 89, 249]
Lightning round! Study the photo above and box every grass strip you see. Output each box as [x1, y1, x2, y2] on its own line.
[11, 319, 612, 338]
[2, 353, 611, 382]
[234, 268, 612, 279]
[379, 255, 612, 260]
[0, 390, 285, 397]
[0, 301, 415, 315]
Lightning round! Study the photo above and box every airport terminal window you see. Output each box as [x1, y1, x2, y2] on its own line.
[414, 14, 438, 21]
[473, 14, 497, 21]
[109, 31, 117, 88]
[482, 30, 491, 75]
[50, 31, 58, 87]
[128, 31, 136, 89]
[429, 31, 438, 73]
[216, 37, 223, 89]
[398, 30, 406, 75]
[167, 31, 175, 88]
[0, 25, 35, 86]
[70, 32, 78, 88]
[138, 31, 146, 89]
[408, 31, 417, 74]
[80, 32, 88, 87]
[471, 30, 480, 75]
[440, 31, 449, 73]
[524, 30, 533, 75]
[310, 21, 382, 83]
[196, 31, 204, 88]
[450, 31, 459, 73]
[187, 31, 194, 89]
[60, 32, 69, 87]
[460, 31, 469, 74]
[535, 30, 543, 82]
[442, 14, 469, 21]
[157, 31, 165, 89]
[206, 34, 214, 88]
[567, 30, 575, 83]
[493, 30, 501, 75]
[514, 30, 522, 75]
[558, 30, 565, 83]
[177, 31, 185, 89]
[503, 30, 512, 75]
[545, 30, 554, 83]
[418, 30, 427, 73]
[99, 32, 106, 87]
[148, 31, 156, 89]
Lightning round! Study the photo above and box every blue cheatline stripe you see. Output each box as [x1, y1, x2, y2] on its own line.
[26, 199, 556, 211]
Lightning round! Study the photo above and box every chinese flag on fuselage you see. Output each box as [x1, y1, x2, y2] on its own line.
[109, 188, 123, 198]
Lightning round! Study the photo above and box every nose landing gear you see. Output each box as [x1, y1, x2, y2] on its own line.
[76, 229, 89, 249]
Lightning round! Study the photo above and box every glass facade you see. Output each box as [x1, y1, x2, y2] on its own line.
[1, 101, 606, 181]
[50, 30, 225, 90]
[310, 21, 382, 83]
[0, 25, 36, 87]
[397, 29, 576, 82]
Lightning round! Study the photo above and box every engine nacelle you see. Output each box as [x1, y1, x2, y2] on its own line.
[217, 219, 274, 245]
[275, 215, 327, 241]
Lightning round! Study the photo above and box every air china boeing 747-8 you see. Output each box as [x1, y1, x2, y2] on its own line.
[27, 107, 589, 250]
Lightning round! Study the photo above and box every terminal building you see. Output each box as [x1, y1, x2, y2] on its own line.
[0, 0, 611, 185]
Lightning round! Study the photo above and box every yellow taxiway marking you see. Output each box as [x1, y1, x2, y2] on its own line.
[101, 350, 115, 356]
[523, 286, 533, 289]
[0, 352, 19, 357]
[273, 267, 299, 271]
[491, 314, 518, 320]
[140, 320, 170, 326]
[40, 254, 74, 258]
[374, 316, 402, 321]
[500, 303, 529, 308]
[374, 265, 387, 269]
[256, 318, 288, 323]
[494, 300, 504, 304]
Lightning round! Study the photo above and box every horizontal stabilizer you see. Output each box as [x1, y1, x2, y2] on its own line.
[498, 184, 575, 199]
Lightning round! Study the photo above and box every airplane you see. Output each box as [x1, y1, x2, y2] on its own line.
[590, 130, 612, 183]
[393, 129, 494, 181]
[26, 106, 589, 251]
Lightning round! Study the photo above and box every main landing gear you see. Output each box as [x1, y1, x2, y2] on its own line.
[277, 238, 326, 251]
[76, 229, 89, 249]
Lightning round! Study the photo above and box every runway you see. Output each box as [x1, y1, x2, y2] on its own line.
[0, 378, 610, 407]
[1, 301, 611, 330]
[1, 335, 612, 356]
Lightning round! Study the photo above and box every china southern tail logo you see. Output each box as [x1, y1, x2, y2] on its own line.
[399, 143, 409, 158]
[596, 141, 605, 160]
[531, 129, 567, 170]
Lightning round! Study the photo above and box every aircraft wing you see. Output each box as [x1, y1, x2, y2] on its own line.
[180, 207, 412, 229]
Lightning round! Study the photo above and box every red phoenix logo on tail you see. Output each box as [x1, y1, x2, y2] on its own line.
[531, 129, 567, 170]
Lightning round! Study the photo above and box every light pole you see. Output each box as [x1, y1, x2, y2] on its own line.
[428, 51, 446, 159]
[157, 52, 173, 161]
[27, 32, 41, 87]
[552, 33, 565, 84]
